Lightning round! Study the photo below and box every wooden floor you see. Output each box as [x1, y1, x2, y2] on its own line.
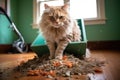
[91, 50, 120, 80]
[0, 50, 120, 80]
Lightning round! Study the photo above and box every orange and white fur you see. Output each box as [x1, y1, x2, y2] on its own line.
[39, 4, 81, 59]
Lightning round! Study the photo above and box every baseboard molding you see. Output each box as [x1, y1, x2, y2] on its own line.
[87, 40, 120, 50]
[0, 44, 12, 53]
[0, 41, 120, 53]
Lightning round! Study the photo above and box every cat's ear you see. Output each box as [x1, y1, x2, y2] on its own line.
[44, 4, 50, 9]
[62, 4, 69, 11]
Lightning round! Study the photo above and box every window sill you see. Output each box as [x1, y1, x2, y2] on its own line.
[84, 18, 106, 25]
[32, 23, 39, 29]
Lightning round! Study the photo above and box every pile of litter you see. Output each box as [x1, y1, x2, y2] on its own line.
[15, 54, 105, 78]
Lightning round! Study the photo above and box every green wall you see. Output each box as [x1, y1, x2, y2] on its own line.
[10, 0, 38, 44]
[0, 14, 14, 44]
[0, 0, 120, 45]
[16, 0, 38, 43]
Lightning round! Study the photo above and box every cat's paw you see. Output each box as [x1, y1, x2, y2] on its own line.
[49, 56, 55, 59]
[55, 55, 63, 60]
[49, 53, 55, 59]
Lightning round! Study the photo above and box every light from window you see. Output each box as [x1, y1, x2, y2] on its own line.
[70, 0, 97, 19]
[39, 0, 98, 19]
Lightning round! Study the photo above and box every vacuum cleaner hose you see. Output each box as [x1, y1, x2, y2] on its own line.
[0, 7, 28, 53]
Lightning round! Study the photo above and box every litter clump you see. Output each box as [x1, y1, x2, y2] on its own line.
[15, 54, 105, 78]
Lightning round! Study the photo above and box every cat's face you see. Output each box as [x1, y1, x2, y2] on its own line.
[43, 4, 70, 28]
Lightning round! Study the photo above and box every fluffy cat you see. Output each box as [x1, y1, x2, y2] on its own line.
[39, 4, 81, 59]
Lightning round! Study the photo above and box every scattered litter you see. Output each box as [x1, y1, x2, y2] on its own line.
[14, 54, 105, 78]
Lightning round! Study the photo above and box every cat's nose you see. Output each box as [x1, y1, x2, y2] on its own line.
[54, 21, 59, 25]
[56, 19, 59, 23]
[55, 21, 58, 24]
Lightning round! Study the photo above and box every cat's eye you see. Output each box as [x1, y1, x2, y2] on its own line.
[49, 16, 55, 21]
[59, 16, 63, 19]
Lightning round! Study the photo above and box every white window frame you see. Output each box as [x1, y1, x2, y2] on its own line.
[84, 0, 106, 25]
[33, 0, 106, 28]
[7, 0, 11, 16]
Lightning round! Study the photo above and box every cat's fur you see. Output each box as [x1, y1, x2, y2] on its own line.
[39, 4, 81, 59]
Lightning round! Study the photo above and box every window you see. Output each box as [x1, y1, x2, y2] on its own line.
[33, 0, 106, 28]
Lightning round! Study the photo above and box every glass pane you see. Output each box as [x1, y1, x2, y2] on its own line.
[70, 0, 97, 19]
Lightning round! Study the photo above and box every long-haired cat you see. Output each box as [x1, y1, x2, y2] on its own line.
[39, 4, 81, 59]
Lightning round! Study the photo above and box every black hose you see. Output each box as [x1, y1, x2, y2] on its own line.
[0, 7, 12, 24]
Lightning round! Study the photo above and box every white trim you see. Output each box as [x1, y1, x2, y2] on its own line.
[32, 0, 39, 28]
[84, 18, 106, 25]
[7, 0, 10, 16]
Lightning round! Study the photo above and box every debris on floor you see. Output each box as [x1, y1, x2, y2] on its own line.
[14, 54, 105, 79]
